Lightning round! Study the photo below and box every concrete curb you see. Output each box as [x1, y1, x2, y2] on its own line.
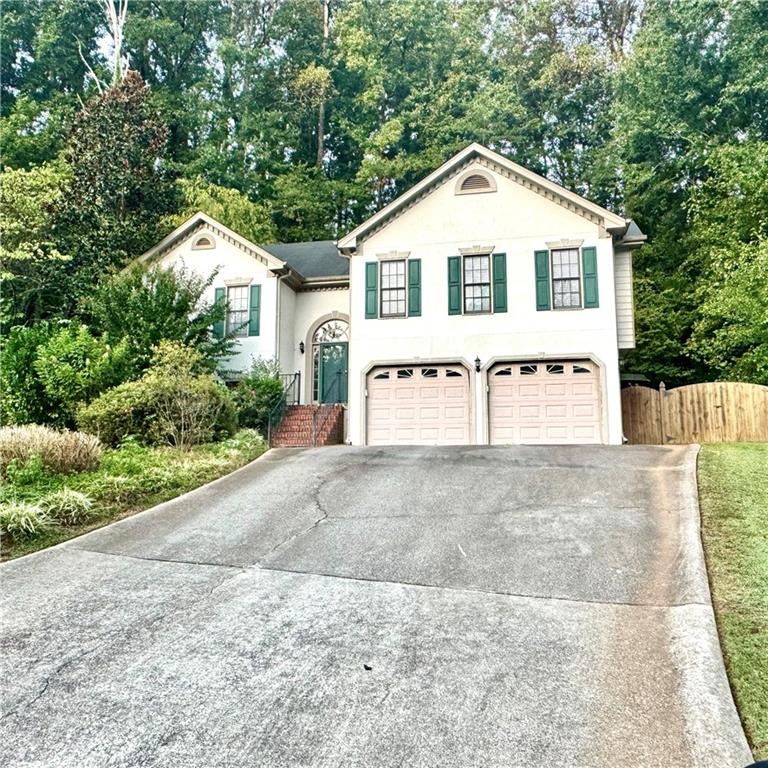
[672, 444, 753, 767]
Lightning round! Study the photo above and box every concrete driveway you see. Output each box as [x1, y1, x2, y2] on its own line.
[0, 445, 751, 767]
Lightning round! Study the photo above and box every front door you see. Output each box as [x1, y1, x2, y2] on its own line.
[319, 342, 348, 404]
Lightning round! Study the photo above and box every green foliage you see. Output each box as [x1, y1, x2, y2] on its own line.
[699, 443, 768, 759]
[34, 323, 131, 426]
[0, 428, 266, 559]
[54, 71, 176, 305]
[165, 177, 277, 245]
[75, 380, 155, 447]
[88, 263, 233, 374]
[38, 489, 94, 526]
[0, 161, 72, 326]
[0, 424, 102, 476]
[0, 501, 51, 541]
[78, 342, 237, 448]
[0, 323, 54, 425]
[233, 357, 284, 434]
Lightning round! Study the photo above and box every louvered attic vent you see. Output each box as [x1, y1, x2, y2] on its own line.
[456, 171, 496, 194]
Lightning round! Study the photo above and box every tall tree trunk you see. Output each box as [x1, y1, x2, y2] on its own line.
[316, 0, 329, 167]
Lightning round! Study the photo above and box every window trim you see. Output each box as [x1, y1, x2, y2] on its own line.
[225, 284, 250, 337]
[379, 258, 407, 318]
[454, 169, 497, 195]
[462, 252, 492, 315]
[550, 248, 583, 311]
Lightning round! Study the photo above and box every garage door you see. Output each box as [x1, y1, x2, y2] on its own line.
[367, 365, 471, 445]
[489, 360, 602, 445]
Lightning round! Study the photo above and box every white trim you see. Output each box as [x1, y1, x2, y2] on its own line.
[337, 143, 627, 251]
[223, 276, 253, 286]
[545, 238, 584, 249]
[454, 169, 497, 195]
[459, 244, 495, 256]
[138, 211, 287, 271]
[376, 250, 411, 261]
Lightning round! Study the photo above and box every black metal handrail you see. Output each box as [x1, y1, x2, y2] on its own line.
[312, 373, 344, 446]
[278, 372, 301, 405]
[266, 372, 300, 446]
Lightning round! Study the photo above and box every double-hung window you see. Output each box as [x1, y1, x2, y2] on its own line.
[463, 254, 491, 313]
[226, 285, 249, 336]
[551, 248, 581, 309]
[380, 260, 406, 317]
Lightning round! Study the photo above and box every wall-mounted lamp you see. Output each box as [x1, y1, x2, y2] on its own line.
[474, 356, 481, 372]
[299, 341, 305, 354]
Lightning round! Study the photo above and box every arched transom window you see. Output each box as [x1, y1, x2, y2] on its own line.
[313, 319, 348, 344]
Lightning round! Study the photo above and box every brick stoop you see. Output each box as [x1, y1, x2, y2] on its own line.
[271, 404, 345, 447]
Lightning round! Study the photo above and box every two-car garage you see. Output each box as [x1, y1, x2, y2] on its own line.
[365, 359, 602, 446]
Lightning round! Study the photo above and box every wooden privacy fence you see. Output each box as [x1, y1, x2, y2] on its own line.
[622, 381, 768, 444]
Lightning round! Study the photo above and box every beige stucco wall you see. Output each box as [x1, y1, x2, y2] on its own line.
[156, 228, 279, 375]
[347, 160, 624, 445]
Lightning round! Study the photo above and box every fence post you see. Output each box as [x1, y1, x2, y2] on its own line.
[658, 381, 667, 444]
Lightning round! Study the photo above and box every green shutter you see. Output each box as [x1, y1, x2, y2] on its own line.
[535, 250, 551, 311]
[365, 262, 378, 318]
[582, 246, 599, 308]
[492, 252, 507, 313]
[407, 259, 421, 317]
[448, 256, 461, 315]
[248, 284, 261, 336]
[213, 287, 226, 338]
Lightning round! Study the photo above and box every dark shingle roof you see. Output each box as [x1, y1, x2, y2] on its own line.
[262, 240, 348, 278]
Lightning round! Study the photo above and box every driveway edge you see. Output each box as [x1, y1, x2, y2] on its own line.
[0, 447, 283, 568]
[672, 444, 752, 767]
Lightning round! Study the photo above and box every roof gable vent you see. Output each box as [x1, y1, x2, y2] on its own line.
[455, 170, 497, 195]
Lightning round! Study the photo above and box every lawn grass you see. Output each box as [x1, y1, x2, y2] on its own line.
[0, 429, 267, 561]
[698, 442, 768, 760]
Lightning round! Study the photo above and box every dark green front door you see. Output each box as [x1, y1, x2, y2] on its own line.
[319, 342, 348, 403]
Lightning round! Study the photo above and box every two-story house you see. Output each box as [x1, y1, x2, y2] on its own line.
[140, 143, 645, 446]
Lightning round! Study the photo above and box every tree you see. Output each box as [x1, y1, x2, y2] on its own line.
[55, 70, 175, 300]
[0, 160, 72, 326]
[165, 177, 276, 245]
[87, 263, 235, 375]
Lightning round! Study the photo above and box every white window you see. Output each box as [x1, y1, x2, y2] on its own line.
[226, 285, 249, 337]
[552, 248, 581, 309]
[463, 254, 491, 313]
[380, 260, 406, 317]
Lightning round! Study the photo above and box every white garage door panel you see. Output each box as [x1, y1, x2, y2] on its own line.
[489, 361, 602, 445]
[367, 365, 471, 446]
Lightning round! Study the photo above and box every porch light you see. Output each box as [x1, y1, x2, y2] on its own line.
[475, 356, 481, 372]
[299, 341, 305, 354]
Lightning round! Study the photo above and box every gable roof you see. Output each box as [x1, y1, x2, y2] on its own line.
[262, 240, 348, 278]
[138, 211, 287, 271]
[337, 143, 635, 252]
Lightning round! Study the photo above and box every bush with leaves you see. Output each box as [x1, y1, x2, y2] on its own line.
[234, 359, 285, 435]
[0, 425, 102, 477]
[0, 322, 55, 426]
[78, 342, 237, 448]
[33, 322, 131, 426]
[0, 502, 51, 541]
[87, 263, 234, 375]
[39, 490, 95, 526]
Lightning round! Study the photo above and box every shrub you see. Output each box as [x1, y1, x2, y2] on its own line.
[77, 380, 155, 446]
[0, 424, 103, 477]
[0, 322, 54, 426]
[34, 323, 131, 426]
[0, 502, 51, 541]
[234, 378, 284, 433]
[39, 489, 95, 526]
[88, 262, 235, 375]
[78, 342, 237, 449]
